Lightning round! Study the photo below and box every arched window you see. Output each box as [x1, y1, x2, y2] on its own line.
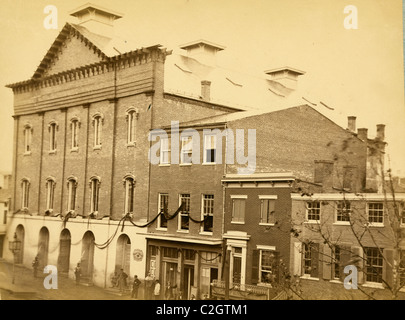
[48, 121, 58, 152]
[123, 176, 135, 214]
[45, 177, 56, 214]
[89, 176, 101, 214]
[67, 177, 78, 213]
[126, 107, 138, 145]
[70, 117, 80, 150]
[21, 178, 30, 210]
[92, 113, 104, 148]
[23, 124, 33, 154]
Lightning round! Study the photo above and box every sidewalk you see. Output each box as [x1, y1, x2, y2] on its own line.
[0, 259, 136, 300]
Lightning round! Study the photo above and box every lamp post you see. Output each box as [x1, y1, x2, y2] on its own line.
[8, 233, 22, 284]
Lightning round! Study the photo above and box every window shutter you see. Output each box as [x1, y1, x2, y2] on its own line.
[350, 246, 364, 284]
[310, 243, 319, 278]
[382, 248, 394, 289]
[293, 242, 302, 276]
[339, 246, 352, 282]
[323, 244, 332, 280]
[251, 250, 260, 285]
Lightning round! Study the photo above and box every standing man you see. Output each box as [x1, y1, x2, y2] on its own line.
[32, 256, 39, 278]
[131, 275, 141, 299]
[154, 280, 161, 300]
[74, 262, 81, 285]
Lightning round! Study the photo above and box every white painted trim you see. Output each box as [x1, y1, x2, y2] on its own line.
[230, 195, 248, 199]
[291, 193, 405, 201]
[256, 245, 276, 251]
[258, 195, 278, 200]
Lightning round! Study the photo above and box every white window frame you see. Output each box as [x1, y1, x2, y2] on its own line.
[201, 194, 214, 234]
[157, 193, 169, 230]
[203, 134, 217, 164]
[21, 179, 30, 210]
[258, 246, 277, 285]
[45, 178, 56, 213]
[126, 108, 138, 146]
[367, 202, 384, 227]
[306, 201, 321, 223]
[178, 194, 190, 232]
[259, 195, 277, 225]
[335, 201, 351, 225]
[123, 176, 135, 215]
[70, 118, 80, 151]
[23, 124, 33, 155]
[160, 137, 171, 165]
[89, 177, 100, 214]
[231, 195, 247, 224]
[180, 136, 193, 165]
[67, 178, 77, 213]
[92, 113, 104, 149]
[227, 239, 247, 286]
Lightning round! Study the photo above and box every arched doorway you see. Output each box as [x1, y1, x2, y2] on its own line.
[58, 229, 71, 275]
[115, 234, 131, 275]
[81, 231, 95, 283]
[15, 225, 25, 264]
[37, 227, 49, 269]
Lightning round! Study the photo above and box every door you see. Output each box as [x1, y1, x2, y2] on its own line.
[115, 234, 131, 275]
[38, 227, 49, 270]
[81, 231, 95, 283]
[183, 265, 194, 300]
[58, 229, 71, 274]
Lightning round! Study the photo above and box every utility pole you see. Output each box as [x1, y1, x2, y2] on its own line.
[224, 246, 230, 300]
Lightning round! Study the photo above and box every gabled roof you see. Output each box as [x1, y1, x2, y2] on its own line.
[32, 22, 110, 79]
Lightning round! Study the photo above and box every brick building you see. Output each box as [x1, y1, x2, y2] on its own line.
[4, 3, 400, 300]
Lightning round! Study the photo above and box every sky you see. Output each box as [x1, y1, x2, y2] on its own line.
[0, 0, 404, 175]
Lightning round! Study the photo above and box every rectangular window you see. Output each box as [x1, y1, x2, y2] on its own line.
[160, 137, 171, 164]
[260, 197, 276, 224]
[368, 202, 384, 225]
[179, 194, 190, 231]
[124, 178, 135, 214]
[306, 201, 321, 222]
[67, 180, 77, 212]
[232, 198, 246, 223]
[183, 249, 195, 261]
[180, 136, 193, 164]
[202, 194, 214, 232]
[71, 120, 79, 149]
[259, 250, 278, 284]
[302, 242, 319, 278]
[163, 247, 178, 259]
[158, 193, 168, 229]
[336, 201, 351, 223]
[203, 134, 216, 163]
[365, 247, 383, 284]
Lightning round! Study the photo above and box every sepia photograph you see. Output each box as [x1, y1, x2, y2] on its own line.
[0, 0, 404, 307]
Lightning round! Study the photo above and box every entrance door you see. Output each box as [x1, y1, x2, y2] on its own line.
[183, 265, 194, 300]
[38, 227, 49, 270]
[164, 262, 178, 291]
[58, 229, 71, 274]
[115, 234, 131, 275]
[232, 256, 242, 284]
[81, 231, 95, 283]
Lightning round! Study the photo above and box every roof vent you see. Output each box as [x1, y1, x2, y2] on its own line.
[265, 67, 305, 90]
[69, 3, 123, 38]
[180, 40, 225, 66]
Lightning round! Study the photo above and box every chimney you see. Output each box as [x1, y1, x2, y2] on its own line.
[357, 128, 368, 141]
[179, 40, 225, 66]
[265, 67, 305, 90]
[347, 116, 356, 132]
[376, 124, 385, 141]
[201, 80, 211, 101]
[69, 4, 123, 38]
[314, 160, 334, 192]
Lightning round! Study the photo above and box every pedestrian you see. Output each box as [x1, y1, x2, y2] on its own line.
[154, 279, 161, 300]
[145, 272, 154, 299]
[165, 281, 173, 300]
[74, 262, 81, 285]
[118, 268, 128, 293]
[131, 275, 141, 299]
[32, 256, 39, 278]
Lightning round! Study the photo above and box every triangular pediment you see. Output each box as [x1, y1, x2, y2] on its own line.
[33, 23, 110, 79]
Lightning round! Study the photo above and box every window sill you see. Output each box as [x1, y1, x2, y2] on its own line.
[179, 163, 192, 166]
[159, 164, 170, 167]
[259, 223, 275, 226]
[304, 220, 320, 224]
[156, 227, 168, 231]
[362, 282, 384, 289]
[126, 142, 136, 148]
[367, 223, 384, 228]
[177, 229, 189, 234]
[329, 279, 343, 284]
[49, 150, 57, 155]
[231, 221, 245, 225]
[93, 146, 102, 151]
[333, 222, 351, 226]
[202, 162, 216, 165]
[300, 276, 319, 281]
[23, 151, 32, 156]
[70, 148, 79, 153]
